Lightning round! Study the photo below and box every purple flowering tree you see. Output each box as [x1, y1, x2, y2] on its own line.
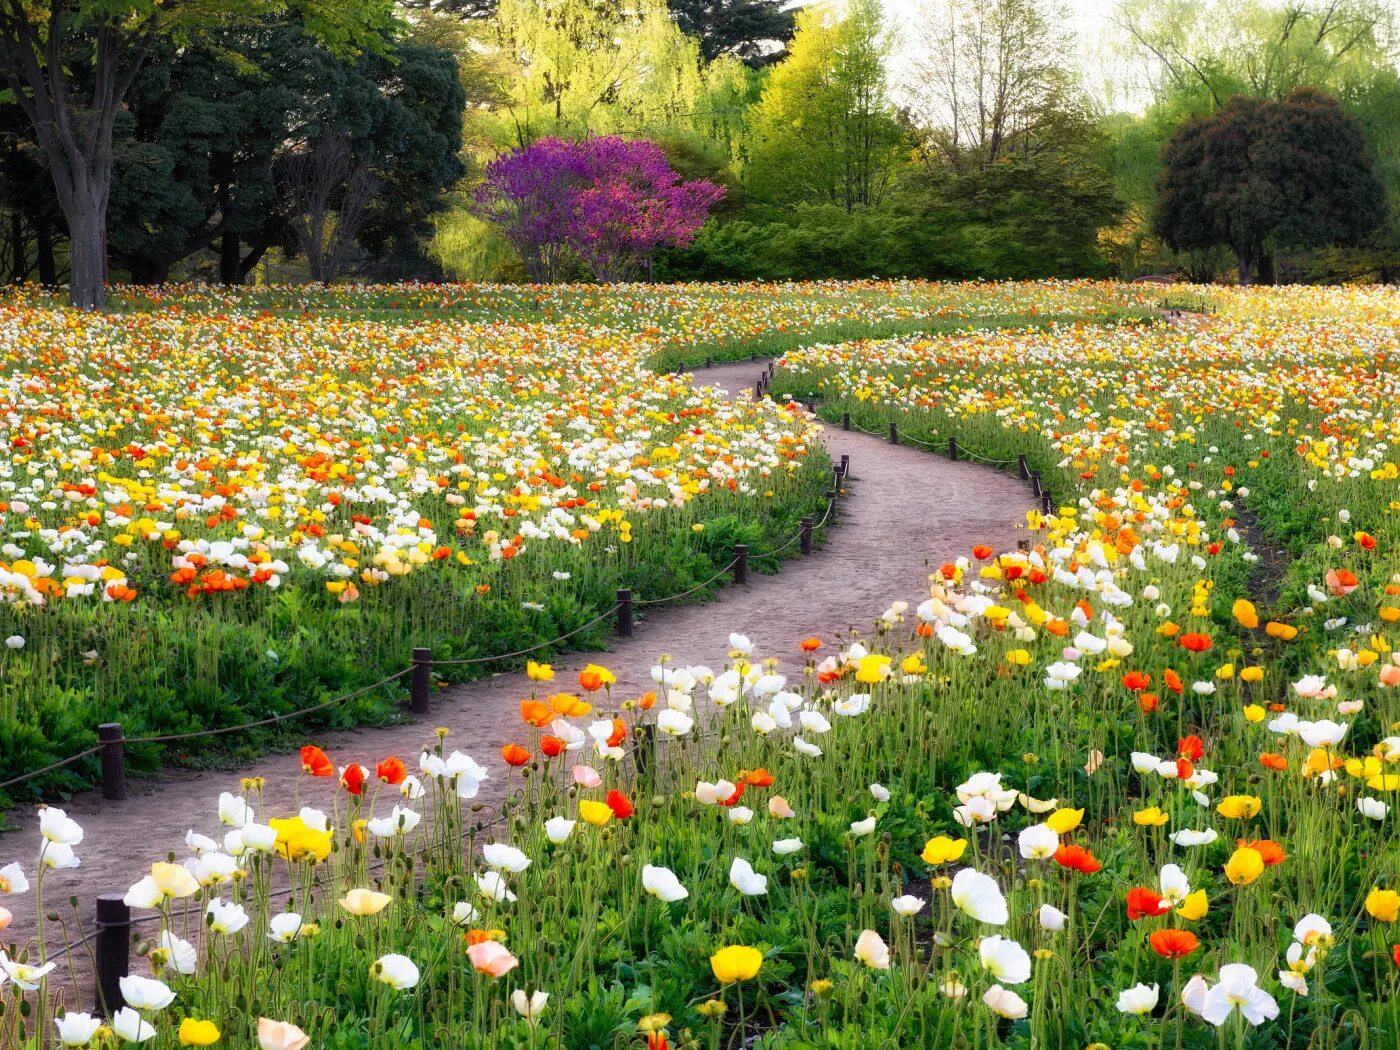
[473, 136, 723, 283]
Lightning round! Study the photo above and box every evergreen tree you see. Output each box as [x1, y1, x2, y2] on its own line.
[668, 0, 796, 66]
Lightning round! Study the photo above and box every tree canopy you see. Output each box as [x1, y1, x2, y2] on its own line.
[1155, 87, 1386, 283]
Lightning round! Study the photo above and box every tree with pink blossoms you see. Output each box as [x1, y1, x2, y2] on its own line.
[473, 136, 723, 283]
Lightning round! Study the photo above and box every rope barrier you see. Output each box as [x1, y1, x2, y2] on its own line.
[634, 558, 738, 606]
[0, 747, 102, 792]
[124, 669, 414, 745]
[429, 605, 621, 666]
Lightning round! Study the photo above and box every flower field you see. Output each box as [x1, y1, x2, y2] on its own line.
[14, 280, 1400, 1049]
[0, 280, 1147, 799]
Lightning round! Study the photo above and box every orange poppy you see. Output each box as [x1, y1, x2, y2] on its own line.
[799, 637, 822, 652]
[1179, 633, 1213, 653]
[1259, 752, 1287, 772]
[1121, 671, 1151, 691]
[501, 744, 530, 767]
[520, 699, 554, 727]
[300, 745, 333, 778]
[1238, 838, 1287, 866]
[540, 735, 565, 758]
[1053, 844, 1102, 874]
[376, 757, 406, 785]
[1149, 929, 1199, 958]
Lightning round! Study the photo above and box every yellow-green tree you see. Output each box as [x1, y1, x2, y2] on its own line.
[744, 0, 906, 211]
[487, 0, 750, 150]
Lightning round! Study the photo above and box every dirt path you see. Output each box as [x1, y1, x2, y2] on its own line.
[1, 357, 1035, 995]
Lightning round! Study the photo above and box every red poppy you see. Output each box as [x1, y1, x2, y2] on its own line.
[1149, 929, 1200, 958]
[1179, 632, 1212, 653]
[646, 1032, 668, 1050]
[1121, 671, 1151, 691]
[972, 545, 994, 560]
[300, 745, 333, 778]
[1053, 844, 1102, 874]
[605, 789, 634, 820]
[1126, 887, 1170, 920]
[501, 744, 530, 767]
[540, 735, 565, 759]
[745, 768, 775, 788]
[339, 763, 368, 796]
[1178, 735, 1204, 761]
[1392, 945, 1400, 968]
[720, 781, 746, 806]
[1357, 532, 1377, 551]
[1175, 757, 1195, 781]
[376, 757, 406, 785]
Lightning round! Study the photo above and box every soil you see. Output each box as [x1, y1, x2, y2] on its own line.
[0, 357, 1036, 1010]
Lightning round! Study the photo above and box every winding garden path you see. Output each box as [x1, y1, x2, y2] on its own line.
[4, 357, 1037, 989]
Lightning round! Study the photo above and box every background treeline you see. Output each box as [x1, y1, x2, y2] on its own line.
[4, 0, 1398, 289]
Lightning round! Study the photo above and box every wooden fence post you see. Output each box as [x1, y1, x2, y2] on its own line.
[733, 544, 749, 585]
[801, 516, 814, 555]
[94, 893, 130, 1013]
[98, 723, 126, 801]
[842, 411, 851, 431]
[1030, 472, 1042, 497]
[616, 589, 633, 638]
[888, 422, 899, 445]
[410, 648, 432, 715]
[1017, 453, 1028, 479]
[839, 453, 850, 477]
[948, 436, 958, 461]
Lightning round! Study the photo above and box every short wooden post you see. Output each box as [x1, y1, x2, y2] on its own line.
[98, 722, 126, 801]
[1017, 539, 1030, 551]
[705, 356, 713, 368]
[806, 400, 816, 415]
[616, 589, 633, 638]
[1030, 472, 1042, 497]
[94, 893, 130, 1013]
[1042, 493, 1054, 515]
[410, 647, 432, 715]
[800, 516, 814, 555]
[733, 544, 749, 585]
[839, 453, 849, 476]
[755, 379, 764, 398]
[948, 436, 958, 461]
[833, 465, 843, 489]
[888, 422, 899, 445]
[841, 411, 851, 431]
[1017, 453, 1028, 479]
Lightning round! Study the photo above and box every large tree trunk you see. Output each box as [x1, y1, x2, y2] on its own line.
[1237, 246, 1258, 286]
[34, 215, 56, 286]
[66, 190, 108, 309]
[219, 229, 241, 285]
[0, 15, 147, 309]
[1257, 252, 1275, 286]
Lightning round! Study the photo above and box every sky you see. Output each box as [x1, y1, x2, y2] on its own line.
[879, 0, 1153, 114]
